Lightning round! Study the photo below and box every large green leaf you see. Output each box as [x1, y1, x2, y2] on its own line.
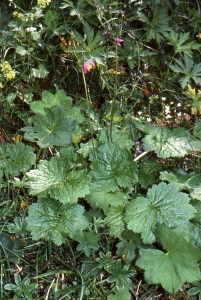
[30, 90, 63, 114]
[136, 224, 201, 294]
[141, 124, 201, 158]
[107, 287, 131, 300]
[27, 198, 89, 245]
[189, 222, 201, 248]
[26, 156, 91, 204]
[21, 106, 76, 148]
[170, 55, 201, 88]
[139, 158, 163, 188]
[138, 5, 171, 43]
[90, 143, 138, 192]
[165, 31, 200, 57]
[1, 143, 36, 176]
[124, 182, 196, 244]
[188, 200, 201, 247]
[85, 182, 129, 211]
[159, 169, 189, 190]
[104, 206, 125, 238]
[160, 170, 201, 200]
[99, 126, 134, 150]
[30, 90, 85, 124]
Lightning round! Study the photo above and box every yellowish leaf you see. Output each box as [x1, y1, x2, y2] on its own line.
[108, 69, 121, 75]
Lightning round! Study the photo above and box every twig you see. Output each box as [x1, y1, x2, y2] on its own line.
[45, 278, 55, 300]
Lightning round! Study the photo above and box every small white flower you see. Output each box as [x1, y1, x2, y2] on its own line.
[147, 117, 152, 122]
[138, 111, 142, 115]
[177, 103, 182, 107]
[177, 112, 182, 116]
[165, 105, 170, 114]
[26, 27, 37, 32]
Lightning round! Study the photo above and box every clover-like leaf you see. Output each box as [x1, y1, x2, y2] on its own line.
[27, 198, 89, 245]
[136, 224, 201, 294]
[90, 143, 138, 192]
[21, 106, 76, 148]
[7, 217, 28, 238]
[85, 182, 129, 211]
[96, 252, 114, 270]
[77, 139, 98, 158]
[26, 156, 91, 204]
[142, 124, 201, 158]
[107, 259, 135, 291]
[124, 182, 196, 244]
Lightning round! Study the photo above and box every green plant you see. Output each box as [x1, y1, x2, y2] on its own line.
[188, 281, 201, 299]
[4, 274, 38, 300]
[1, 0, 201, 299]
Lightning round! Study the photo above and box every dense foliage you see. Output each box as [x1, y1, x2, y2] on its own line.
[1, 0, 201, 299]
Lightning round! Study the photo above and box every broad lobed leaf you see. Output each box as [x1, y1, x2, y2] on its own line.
[26, 156, 91, 203]
[137, 224, 201, 294]
[141, 124, 201, 158]
[21, 106, 76, 148]
[27, 198, 89, 245]
[90, 143, 138, 192]
[124, 182, 196, 244]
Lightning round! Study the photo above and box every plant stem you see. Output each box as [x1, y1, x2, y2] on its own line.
[109, 41, 118, 142]
[81, 67, 97, 158]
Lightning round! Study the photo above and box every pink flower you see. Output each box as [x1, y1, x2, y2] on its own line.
[83, 59, 94, 74]
[116, 37, 123, 46]
[83, 64, 88, 74]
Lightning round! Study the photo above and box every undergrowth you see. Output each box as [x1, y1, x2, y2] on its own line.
[0, 0, 201, 299]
